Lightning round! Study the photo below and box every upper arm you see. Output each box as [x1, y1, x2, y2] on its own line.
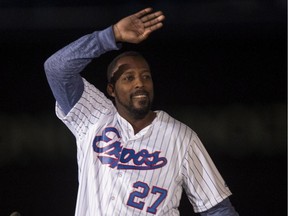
[44, 27, 120, 115]
[45, 69, 84, 115]
[182, 133, 232, 212]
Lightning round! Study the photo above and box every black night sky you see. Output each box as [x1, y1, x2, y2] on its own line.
[0, 0, 286, 113]
[0, 1, 286, 215]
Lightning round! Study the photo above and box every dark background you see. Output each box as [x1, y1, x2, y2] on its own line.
[0, 1, 286, 215]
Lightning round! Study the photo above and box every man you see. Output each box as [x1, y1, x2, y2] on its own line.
[44, 7, 239, 216]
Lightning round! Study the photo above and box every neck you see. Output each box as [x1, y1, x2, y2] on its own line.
[120, 111, 156, 134]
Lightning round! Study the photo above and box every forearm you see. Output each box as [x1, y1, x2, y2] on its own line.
[44, 26, 119, 114]
[199, 198, 239, 216]
[44, 27, 118, 77]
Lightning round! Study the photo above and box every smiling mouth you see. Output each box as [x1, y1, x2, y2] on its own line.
[132, 95, 148, 99]
[132, 90, 149, 99]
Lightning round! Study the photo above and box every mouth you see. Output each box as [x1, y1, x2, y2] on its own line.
[132, 95, 148, 99]
[131, 91, 149, 100]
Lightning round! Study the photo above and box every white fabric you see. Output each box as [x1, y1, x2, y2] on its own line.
[56, 79, 232, 216]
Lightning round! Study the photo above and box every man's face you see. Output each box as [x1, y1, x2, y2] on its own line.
[108, 56, 154, 119]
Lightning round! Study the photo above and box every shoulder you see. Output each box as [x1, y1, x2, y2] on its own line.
[57, 78, 116, 124]
[82, 78, 114, 109]
[155, 110, 197, 140]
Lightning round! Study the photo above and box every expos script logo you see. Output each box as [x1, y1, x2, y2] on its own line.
[92, 127, 167, 170]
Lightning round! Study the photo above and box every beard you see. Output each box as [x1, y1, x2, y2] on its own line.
[129, 99, 152, 119]
[116, 92, 153, 120]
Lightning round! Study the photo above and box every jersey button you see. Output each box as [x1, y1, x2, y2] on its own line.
[118, 173, 122, 177]
[111, 196, 115, 200]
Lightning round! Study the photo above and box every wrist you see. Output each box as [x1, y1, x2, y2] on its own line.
[113, 24, 122, 42]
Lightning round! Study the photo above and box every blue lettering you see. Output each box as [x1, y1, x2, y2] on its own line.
[92, 127, 167, 170]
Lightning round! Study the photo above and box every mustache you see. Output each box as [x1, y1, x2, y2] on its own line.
[131, 90, 149, 97]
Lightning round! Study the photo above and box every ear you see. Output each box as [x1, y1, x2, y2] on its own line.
[107, 83, 115, 97]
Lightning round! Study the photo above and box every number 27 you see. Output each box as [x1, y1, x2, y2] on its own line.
[127, 181, 167, 214]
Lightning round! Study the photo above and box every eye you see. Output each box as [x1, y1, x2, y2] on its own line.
[123, 74, 134, 81]
[142, 73, 152, 80]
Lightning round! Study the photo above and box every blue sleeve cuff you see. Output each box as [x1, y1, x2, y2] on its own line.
[98, 26, 122, 52]
[200, 198, 239, 216]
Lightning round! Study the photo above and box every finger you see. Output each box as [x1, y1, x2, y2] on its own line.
[141, 22, 164, 40]
[145, 22, 164, 34]
[134, 7, 153, 18]
[141, 11, 164, 23]
[143, 14, 165, 28]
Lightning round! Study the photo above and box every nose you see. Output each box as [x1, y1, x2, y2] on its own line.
[135, 77, 144, 88]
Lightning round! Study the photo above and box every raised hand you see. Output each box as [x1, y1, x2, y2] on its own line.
[113, 8, 165, 44]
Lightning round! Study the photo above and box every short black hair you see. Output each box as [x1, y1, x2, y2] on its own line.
[107, 51, 148, 83]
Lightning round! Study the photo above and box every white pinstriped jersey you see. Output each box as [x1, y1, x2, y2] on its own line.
[56, 78, 232, 216]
